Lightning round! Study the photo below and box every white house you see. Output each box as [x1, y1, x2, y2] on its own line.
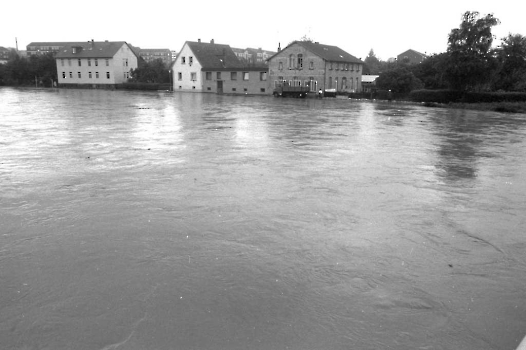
[55, 41, 138, 88]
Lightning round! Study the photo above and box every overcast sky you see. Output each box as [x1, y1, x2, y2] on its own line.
[1, 0, 523, 61]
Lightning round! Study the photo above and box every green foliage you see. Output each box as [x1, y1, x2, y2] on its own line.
[494, 34, 526, 91]
[445, 11, 500, 91]
[409, 89, 465, 103]
[375, 66, 423, 93]
[129, 59, 170, 84]
[409, 53, 449, 89]
[409, 89, 526, 104]
[0, 52, 57, 86]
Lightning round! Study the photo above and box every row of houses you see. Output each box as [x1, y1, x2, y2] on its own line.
[171, 39, 365, 95]
[52, 38, 367, 95]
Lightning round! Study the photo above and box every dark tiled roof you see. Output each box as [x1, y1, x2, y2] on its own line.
[55, 41, 136, 59]
[398, 49, 427, 57]
[186, 41, 244, 70]
[268, 41, 363, 64]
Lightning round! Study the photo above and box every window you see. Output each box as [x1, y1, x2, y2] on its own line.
[96, 72, 99, 79]
[288, 54, 295, 69]
[205, 72, 212, 80]
[329, 62, 333, 70]
[88, 59, 91, 66]
[259, 72, 267, 81]
[231, 72, 237, 80]
[342, 77, 347, 90]
[309, 61, 314, 69]
[61, 59, 64, 66]
[328, 77, 332, 89]
[89, 72, 92, 79]
[189, 56, 193, 65]
[106, 72, 110, 79]
[124, 72, 129, 79]
[191, 72, 196, 81]
[105, 59, 109, 66]
[181, 56, 186, 64]
[78, 59, 81, 66]
[95, 59, 98, 66]
[78, 72, 81, 78]
[123, 59, 128, 67]
[232, 88, 237, 91]
[62, 72, 65, 78]
[279, 61, 283, 70]
[297, 54, 303, 69]
[242, 72, 249, 80]
[69, 72, 72, 78]
[260, 88, 265, 92]
[216, 72, 221, 80]
[178, 72, 182, 80]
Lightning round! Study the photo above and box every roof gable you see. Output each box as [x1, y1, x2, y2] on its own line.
[268, 41, 363, 64]
[186, 41, 244, 69]
[55, 41, 136, 59]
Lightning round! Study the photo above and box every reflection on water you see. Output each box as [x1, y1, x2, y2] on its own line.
[1, 87, 526, 350]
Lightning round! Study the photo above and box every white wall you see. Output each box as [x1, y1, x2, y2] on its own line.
[172, 43, 202, 91]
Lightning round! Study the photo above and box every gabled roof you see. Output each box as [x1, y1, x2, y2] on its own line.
[398, 49, 426, 57]
[268, 41, 363, 64]
[55, 41, 136, 59]
[27, 42, 86, 47]
[185, 41, 244, 70]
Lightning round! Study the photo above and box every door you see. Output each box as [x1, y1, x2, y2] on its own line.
[217, 80, 223, 94]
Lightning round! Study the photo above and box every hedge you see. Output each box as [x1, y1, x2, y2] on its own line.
[409, 89, 526, 104]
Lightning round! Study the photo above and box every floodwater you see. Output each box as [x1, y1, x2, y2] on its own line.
[1, 87, 525, 350]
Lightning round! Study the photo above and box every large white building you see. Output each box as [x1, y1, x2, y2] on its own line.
[172, 39, 268, 95]
[55, 41, 138, 88]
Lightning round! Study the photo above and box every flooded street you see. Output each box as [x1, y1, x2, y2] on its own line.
[1, 87, 526, 350]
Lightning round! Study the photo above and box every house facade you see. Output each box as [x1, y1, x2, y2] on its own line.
[267, 41, 364, 94]
[397, 49, 427, 64]
[55, 41, 138, 88]
[172, 39, 268, 95]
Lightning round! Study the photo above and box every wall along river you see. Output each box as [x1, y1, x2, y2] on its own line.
[1, 87, 526, 350]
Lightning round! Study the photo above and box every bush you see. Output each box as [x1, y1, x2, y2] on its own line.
[118, 83, 172, 91]
[410, 89, 526, 104]
[409, 89, 464, 103]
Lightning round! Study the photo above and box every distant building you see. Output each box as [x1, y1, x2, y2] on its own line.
[0, 46, 12, 64]
[137, 48, 173, 67]
[397, 49, 427, 64]
[55, 41, 138, 88]
[361, 75, 379, 93]
[26, 42, 86, 56]
[172, 39, 269, 95]
[267, 41, 364, 93]
[232, 47, 276, 67]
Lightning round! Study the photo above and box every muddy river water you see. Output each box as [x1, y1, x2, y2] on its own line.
[1, 87, 526, 350]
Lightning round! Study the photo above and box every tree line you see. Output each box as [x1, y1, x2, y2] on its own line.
[364, 11, 526, 94]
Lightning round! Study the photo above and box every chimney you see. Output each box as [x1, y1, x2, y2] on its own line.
[278, 42, 281, 52]
[210, 39, 214, 44]
[198, 38, 201, 43]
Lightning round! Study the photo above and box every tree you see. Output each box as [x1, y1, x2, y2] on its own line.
[376, 66, 423, 93]
[444, 11, 500, 91]
[130, 59, 170, 83]
[363, 49, 381, 74]
[410, 53, 449, 89]
[494, 33, 526, 91]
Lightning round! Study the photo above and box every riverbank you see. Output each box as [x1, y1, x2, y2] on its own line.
[422, 101, 526, 114]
